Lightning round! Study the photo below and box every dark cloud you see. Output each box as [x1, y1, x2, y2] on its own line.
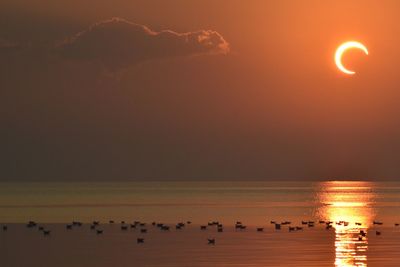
[57, 18, 230, 70]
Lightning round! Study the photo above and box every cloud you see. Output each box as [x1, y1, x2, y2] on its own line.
[57, 18, 230, 70]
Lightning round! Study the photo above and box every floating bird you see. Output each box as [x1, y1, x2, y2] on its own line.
[121, 225, 128, 231]
[376, 231, 382, 236]
[257, 228, 264, 232]
[355, 222, 362, 226]
[200, 226, 207, 230]
[218, 228, 223, 232]
[38, 226, 44, 231]
[96, 229, 103, 234]
[137, 238, 144, 244]
[72, 221, 82, 226]
[109, 220, 114, 224]
[66, 224, 73, 230]
[27, 221, 37, 228]
[275, 224, 281, 230]
[373, 221, 383, 225]
[395, 223, 399, 227]
[2, 225, 7, 231]
[208, 238, 216, 245]
[43, 230, 51, 236]
[90, 225, 96, 230]
[161, 226, 170, 231]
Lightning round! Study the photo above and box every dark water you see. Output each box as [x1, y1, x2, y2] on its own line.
[1, 181, 400, 266]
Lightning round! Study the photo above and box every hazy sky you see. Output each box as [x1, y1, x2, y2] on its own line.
[2, 0, 400, 181]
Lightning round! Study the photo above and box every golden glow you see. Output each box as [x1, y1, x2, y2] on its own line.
[316, 181, 377, 267]
[335, 41, 369, 75]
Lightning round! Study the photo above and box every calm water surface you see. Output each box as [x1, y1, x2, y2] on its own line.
[1, 181, 400, 267]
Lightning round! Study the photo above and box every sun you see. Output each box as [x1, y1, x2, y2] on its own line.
[335, 41, 369, 75]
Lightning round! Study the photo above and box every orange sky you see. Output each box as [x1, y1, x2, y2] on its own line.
[1, 0, 400, 180]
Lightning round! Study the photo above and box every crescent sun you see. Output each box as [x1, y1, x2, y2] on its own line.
[335, 41, 369, 75]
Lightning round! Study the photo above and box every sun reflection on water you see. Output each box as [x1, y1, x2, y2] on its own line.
[316, 181, 377, 267]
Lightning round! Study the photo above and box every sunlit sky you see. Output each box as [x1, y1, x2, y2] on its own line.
[1, 0, 400, 181]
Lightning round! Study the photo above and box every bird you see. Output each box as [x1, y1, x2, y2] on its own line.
[96, 229, 103, 234]
[257, 228, 264, 232]
[289, 227, 296, 232]
[141, 229, 147, 233]
[208, 238, 216, 245]
[137, 238, 144, 244]
[109, 220, 115, 224]
[72, 221, 82, 227]
[121, 225, 128, 231]
[217, 228, 223, 232]
[373, 221, 383, 225]
[200, 225, 207, 230]
[376, 231, 382, 236]
[27, 221, 37, 228]
[355, 222, 362, 226]
[275, 224, 281, 230]
[176, 223, 184, 230]
[90, 225, 96, 230]
[2, 225, 7, 231]
[38, 226, 44, 231]
[66, 224, 73, 230]
[43, 230, 51, 236]
[395, 223, 399, 227]
[161, 226, 170, 231]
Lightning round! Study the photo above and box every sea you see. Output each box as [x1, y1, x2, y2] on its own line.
[1, 181, 400, 266]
